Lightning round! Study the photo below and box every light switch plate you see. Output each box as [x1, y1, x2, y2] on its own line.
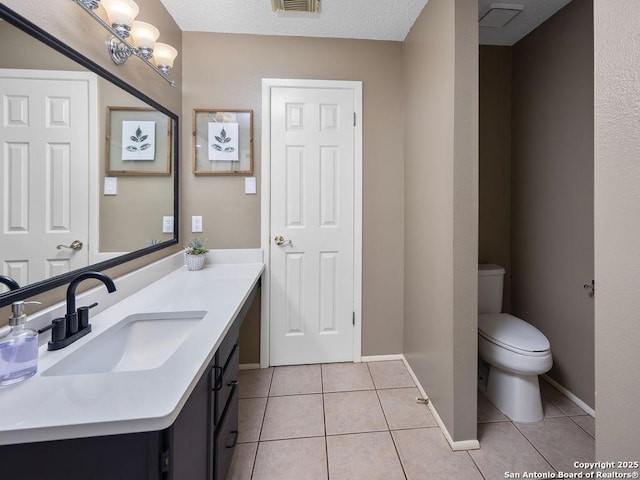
[192, 215, 203, 233]
[104, 177, 118, 195]
[162, 216, 174, 234]
[245, 177, 257, 195]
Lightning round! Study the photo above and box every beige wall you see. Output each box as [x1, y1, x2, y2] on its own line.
[403, 0, 478, 443]
[594, 0, 640, 459]
[1, 0, 183, 315]
[479, 46, 512, 312]
[511, 0, 595, 408]
[182, 32, 406, 362]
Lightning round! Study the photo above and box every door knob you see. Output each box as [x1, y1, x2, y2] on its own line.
[274, 235, 291, 246]
[57, 240, 83, 251]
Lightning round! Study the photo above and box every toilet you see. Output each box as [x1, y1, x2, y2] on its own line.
[478, 264, 553, 423]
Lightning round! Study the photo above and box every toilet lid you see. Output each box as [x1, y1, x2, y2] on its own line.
[478, 313, 550, 353]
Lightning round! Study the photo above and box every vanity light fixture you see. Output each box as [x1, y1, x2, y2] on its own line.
[73, 0, 178, 87]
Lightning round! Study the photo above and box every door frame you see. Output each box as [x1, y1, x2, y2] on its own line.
[260, 78, 363, 368]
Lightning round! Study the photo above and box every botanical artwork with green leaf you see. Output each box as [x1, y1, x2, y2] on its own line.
[121, 120, 156, 160]
[208, 122, 239, 161]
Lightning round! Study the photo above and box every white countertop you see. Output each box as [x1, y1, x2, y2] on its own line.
[0, 254, 264, 445]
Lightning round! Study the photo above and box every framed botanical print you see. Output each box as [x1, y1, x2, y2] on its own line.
[192, 109, 253, 175]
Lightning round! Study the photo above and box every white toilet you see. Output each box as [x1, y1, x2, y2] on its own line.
[478, 264, 553, 423]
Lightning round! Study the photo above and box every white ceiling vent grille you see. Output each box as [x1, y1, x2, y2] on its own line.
[271, 0, 320, 13]
[479, 3, 525, 28]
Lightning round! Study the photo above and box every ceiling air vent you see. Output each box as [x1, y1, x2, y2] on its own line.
[479, 3, 524, 28]
[271, 0, 320, 13]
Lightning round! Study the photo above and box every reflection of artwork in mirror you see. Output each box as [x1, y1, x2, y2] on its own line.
[122, 121, 155, 160]
[193, 109, 253, 175]
[107, 107, 171, 175]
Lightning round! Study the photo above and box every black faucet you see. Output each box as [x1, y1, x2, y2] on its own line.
[0, 275, 20, 291]
[44, 271, 116, 351]
[66, 271, 116, 317]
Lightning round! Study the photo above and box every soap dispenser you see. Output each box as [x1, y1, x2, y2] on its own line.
[0, 301, 40, 386]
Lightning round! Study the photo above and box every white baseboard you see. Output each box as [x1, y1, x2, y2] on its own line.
[400, 355, 480, 451]
[239, 363, 261, 370]
[361, 354, 404, 362]
[361, 354, 480, 451]
[541, 374, 596, 417]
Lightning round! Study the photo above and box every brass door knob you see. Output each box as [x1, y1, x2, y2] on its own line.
[274, 235, 291, 246]
[57, 240, 83, 251]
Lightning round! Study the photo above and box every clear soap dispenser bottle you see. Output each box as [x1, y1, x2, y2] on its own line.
[0, 301, 40, 386]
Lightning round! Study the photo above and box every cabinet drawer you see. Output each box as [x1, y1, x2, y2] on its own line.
[214, 344, 239, 425]
[217, 322, 239, 370]
[214, 387, 238, 480]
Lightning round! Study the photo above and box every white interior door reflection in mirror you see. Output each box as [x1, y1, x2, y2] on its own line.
[0, 69, 97, 291]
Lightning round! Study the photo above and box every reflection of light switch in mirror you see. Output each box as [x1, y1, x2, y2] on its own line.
[245, 177, 257, 195]
[162, 216, 174, 234]
[104, 177, 118, 195]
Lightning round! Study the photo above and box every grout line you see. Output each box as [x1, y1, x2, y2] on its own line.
[466, 450, 488, 480]
[320, 365, 330, 480]
[567, 415, 596, 439]
[511, 421, 559, 474]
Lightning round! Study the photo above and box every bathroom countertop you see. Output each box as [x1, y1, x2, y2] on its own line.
[0, 257, 264, 445]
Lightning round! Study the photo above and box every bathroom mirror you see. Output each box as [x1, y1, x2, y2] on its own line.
[0, 7, 179, 308]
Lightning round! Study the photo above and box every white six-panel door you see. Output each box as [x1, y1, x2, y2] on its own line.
[0, 70, 92, 292]
[266, 81, 362, 366]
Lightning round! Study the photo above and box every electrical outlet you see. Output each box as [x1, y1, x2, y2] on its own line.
[162, 216, 174, 234]
[192, 215, 203, 233]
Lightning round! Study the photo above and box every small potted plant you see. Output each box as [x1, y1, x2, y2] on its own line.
[184, 237, 208, 271]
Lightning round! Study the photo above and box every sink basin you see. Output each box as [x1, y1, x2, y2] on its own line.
[42, 311, 207, 376]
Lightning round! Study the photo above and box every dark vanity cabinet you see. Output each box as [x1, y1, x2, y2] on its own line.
[0, 283, 258, 480]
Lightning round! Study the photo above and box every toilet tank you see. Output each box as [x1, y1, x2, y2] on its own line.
[478, 264, 506, 314]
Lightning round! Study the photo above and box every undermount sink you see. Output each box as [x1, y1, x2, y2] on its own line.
[42, 311, 207, 376]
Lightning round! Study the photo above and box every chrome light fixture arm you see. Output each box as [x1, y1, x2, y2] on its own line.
[73, 0, 176, 87]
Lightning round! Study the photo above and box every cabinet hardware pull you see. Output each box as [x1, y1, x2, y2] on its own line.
[226, 430, 239, 449]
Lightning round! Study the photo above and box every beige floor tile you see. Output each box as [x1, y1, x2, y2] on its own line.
[393, 428, 483, 480]
[238, 368, 273, 399]
[252, 437, 327, 480]
[477, 391, 510, 423]
[571, 415, 595, 438]
[327, 431, 405, 480]
[470, 422, 555, 479]
[540, 379, 589, 416]
[269, 364, 322, 396]
[238, 397, 267, 443]
[542, 395, 566, 418]
[367, 360, 415, 389]
[515, 417, 595, 472]
[260, 394, 325, 440]
[227, 442, 257, 480]
[322, 362, 374, 392]
[324, 390, 388, 435]
[377, 388, 437, 429]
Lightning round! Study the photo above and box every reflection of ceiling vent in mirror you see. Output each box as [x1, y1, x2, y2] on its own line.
[271, 0, 320, 13]
[479, 3, 524, 28]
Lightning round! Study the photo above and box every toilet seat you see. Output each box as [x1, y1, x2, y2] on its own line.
[478, 313, 550, 356]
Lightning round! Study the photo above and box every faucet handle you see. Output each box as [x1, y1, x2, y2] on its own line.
[77, 302, 99, 330]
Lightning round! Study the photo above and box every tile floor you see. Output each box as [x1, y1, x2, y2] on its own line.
[229, 360, 595, 480]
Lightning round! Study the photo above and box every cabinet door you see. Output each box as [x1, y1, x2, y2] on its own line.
[214, 387, 239, 480]
[170, 360, 211, 479]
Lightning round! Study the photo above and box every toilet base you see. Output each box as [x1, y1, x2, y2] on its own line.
[486, 366, 544, 423]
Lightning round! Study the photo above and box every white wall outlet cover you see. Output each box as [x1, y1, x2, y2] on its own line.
[104, 177, 118, 195]
[245, 177, 257, 194]
[162, 216, 174, 234]
[192, 216, 203, 233]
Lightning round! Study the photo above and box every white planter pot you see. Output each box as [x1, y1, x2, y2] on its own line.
[185, 253, 206, 271]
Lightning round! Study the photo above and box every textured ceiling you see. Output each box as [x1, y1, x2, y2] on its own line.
[158, 0, 429, 41]
[159, 0, 573, 44]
